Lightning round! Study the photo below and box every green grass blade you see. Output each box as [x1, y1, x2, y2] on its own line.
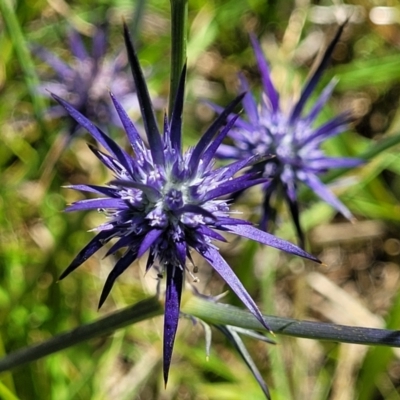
[357, 288, 400, 400]
[0, 381, 21, 400]
[0, 0, 47, 125]
[0, 297, 162, 373]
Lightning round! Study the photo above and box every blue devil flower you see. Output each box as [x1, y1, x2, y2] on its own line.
[33, 25, 137, 133]
[217, 24, 362, 247]
[54, 24, 319, 384]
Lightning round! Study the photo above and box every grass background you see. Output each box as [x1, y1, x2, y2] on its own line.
[1, 0, 400, 399]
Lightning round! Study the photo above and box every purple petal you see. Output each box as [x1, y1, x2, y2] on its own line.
[214, 217, 252, 227]
[289, 22, 346, 123]
[250, 34, 279, 113]
[201, 176, 267, 202]
[123, 23, 164, 165]
[68, 30, 88, 61]
[301, 173, 353, 220]
[301, 113, 350, 146]
[66, 198, 128, 212]
[67, 184, 119, 198]
[212, 154, 271, 181]
[305, 78, 338, 123]
[175, 240, 187, 267]
[137, 229, 164, 258]
[109, 92, 145, 155]
[109, 180, 161, 202]
[105, 234, 137, 257]
[201, 114, 240, 171]
[51, 93, 135, 174]
[216, 143, 242, 159]
[223, 223, 320, 262]
[200, 247, 271, 331]
[99, 250, 138, 308]
[169, 64, 187, 152]
[308, 157, 364, 170]
[92, 26, 107, 62]
[189, 93, 245, 175]
[88, 145, 124, 173]
[59, 230, 112, 280]
[238, 73, 259, 125]
[197, 225, 227, 242]
[31, 45, 73, 77]
[175, 204, 216, 220]
[282, 185, 304, 249]
[259, 179, 279, 231]
[163, 265, 183, 386]
[206, 101, 257, 132]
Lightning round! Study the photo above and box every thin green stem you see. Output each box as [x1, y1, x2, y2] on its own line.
[183, 296, 400, 347]
[1, 294, 400, 374]
[0, 297, 163, 373]
[0, 0, 47, 129]
[168, 0, 188, 119]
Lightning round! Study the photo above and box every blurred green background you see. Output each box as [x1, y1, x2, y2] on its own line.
[1, 0, 400, 399]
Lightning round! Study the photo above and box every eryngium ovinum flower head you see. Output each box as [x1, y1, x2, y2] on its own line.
[33, 25, 137, 133]
[54, 24, 320, 385]
[217, 23, 363, 247]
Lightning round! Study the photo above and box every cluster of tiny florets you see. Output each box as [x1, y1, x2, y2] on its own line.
[217, 29, 362, 245]
[54, 23, 321, 387]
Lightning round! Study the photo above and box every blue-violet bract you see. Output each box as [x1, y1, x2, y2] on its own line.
[33, 25, 137, 133]
[55, 24, 320, 384]
[217, 24, 363, 246]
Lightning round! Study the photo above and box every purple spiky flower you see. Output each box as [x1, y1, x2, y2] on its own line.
[55, 24, 320, 385]
[217, 24, 363, 247]
[33, 25, 137, 133]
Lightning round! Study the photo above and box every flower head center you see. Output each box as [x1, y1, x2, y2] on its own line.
[164, 188, 184, 210]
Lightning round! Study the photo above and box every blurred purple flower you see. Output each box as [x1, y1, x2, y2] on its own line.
[33, 26, 138, 133]
[55, 24, 320, 385]
[217, 24, 363, 247]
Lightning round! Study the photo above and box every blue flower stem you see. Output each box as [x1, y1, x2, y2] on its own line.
[1, 294, 400, 373]
[168, 0, 188, 119]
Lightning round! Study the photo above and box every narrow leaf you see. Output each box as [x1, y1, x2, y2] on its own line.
[163, 266, 183, 385]
[223, 223, 320, 262]
[290, 22, 346, 122]
[201, 247, 271, 332]
[123, 22, 164, 165]
[59, 230, 112, 280]
[169, 64, 187, 152]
